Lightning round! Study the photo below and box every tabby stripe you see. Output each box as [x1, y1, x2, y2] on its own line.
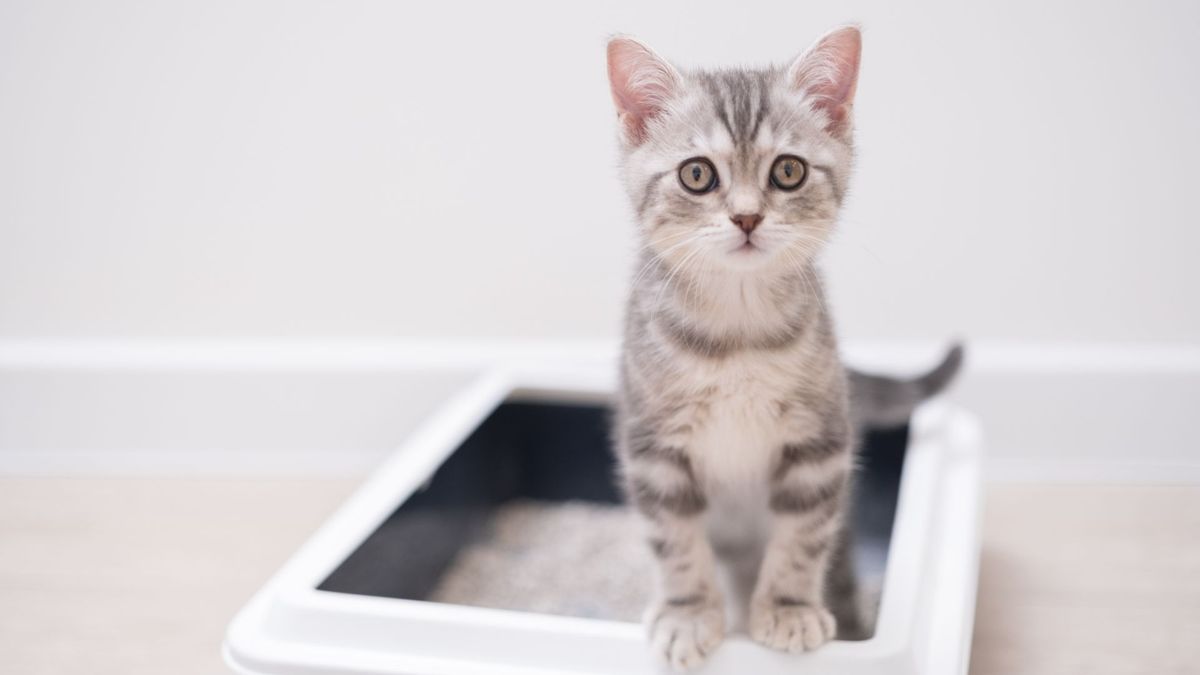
[703, 78, 737, 141]
[629, 439, 692, 471]
[769, 473, 846, 513]
[802, 540, 831, 559]
[750, 80, 769, 141]
[638, 171, 668, 217]
[630, 474, 707, 517]
[666, 594, 706, 607]
[772, 434, 848, 481]
[773, 596, 813, 608]
[810, 164, 843, 203]
[658, 312, 806, 358]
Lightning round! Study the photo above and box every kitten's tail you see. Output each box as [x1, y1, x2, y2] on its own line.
[847, 343, 965, 430]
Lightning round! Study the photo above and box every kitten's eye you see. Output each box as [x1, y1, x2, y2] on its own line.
[678, 158, 718, 194]
[770, 155, 808, 191]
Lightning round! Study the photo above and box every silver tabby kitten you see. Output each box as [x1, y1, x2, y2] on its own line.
[607, 26, 872, 670]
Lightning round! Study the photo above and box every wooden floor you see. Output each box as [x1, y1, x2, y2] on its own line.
[969, 485, 1200, 675]
[1, 479, 1197, 674]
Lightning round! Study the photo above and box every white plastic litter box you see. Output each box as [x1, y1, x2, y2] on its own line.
[223, 362, 984, 675]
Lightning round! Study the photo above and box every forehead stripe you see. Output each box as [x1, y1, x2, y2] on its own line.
[750, 81, 769, 142]
[707, 80, 737, 143]
[701, 71, 772, 145]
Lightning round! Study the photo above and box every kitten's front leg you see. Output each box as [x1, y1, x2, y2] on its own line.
[625, 444, 725, 671]
[749, 432, 851, 653]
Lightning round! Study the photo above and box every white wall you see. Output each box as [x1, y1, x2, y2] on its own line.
[2, 0, 1197, 342]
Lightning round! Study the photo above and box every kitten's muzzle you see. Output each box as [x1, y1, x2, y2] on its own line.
[731, 213, 763, 234]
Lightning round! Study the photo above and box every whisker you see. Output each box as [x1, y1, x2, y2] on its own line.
[629, 232, 706, 289]
[650, 244, 707, 323]
[780, 246, 829, 318]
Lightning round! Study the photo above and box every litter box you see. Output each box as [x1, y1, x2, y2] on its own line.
[223, 363, 983, 674]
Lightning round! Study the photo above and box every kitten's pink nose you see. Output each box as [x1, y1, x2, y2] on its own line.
[731, 213, 763, 234]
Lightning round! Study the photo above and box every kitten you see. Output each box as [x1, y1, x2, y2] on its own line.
[607, 26, 919, 670]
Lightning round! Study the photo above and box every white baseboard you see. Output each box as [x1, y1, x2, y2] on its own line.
[1, 338, 1197, 482]
[3, 337, 1199, 373]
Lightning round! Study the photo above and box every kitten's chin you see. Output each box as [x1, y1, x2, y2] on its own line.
[719, 241, 774, 271]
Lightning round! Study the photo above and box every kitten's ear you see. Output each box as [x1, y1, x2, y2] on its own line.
[607, 36, 682, 145]
[786, 25, 862, 138]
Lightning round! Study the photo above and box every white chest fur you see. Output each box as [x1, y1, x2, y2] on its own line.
[662, 349, 807, 491]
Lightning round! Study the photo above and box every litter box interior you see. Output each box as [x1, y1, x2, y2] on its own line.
[318, 399, 908, 636]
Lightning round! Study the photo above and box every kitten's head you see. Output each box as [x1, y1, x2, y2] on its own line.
[607, 27, 861, 275]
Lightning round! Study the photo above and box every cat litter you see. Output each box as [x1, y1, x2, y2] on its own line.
[426, 500, 652, 621]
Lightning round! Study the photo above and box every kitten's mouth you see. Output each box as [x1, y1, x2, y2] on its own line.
[732, 240, 759, 254]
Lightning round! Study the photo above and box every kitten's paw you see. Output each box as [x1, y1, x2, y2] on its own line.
[749, 600, 836, 653]
[647, 601, 725, 671]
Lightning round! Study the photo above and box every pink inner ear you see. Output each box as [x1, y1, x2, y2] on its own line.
[789, 27, 862, 135]
[607, 38, 679, 144]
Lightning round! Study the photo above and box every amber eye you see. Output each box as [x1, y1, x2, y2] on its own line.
[678, 158, 718, 194]
[770, 155, 808, 191]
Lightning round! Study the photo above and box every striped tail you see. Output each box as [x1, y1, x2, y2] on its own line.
[847, 343, 965, 430]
